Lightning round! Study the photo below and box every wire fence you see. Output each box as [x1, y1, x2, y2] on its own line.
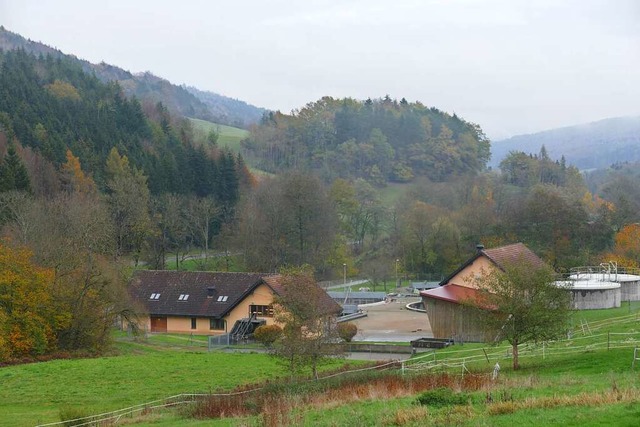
[37, 312, 640, 426]
[35, 360, 400, 427]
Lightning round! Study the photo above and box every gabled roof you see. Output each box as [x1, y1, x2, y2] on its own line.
[420, 283, 495, 310]
[263, 275, 342, 315]
[129, 271, 271, 319]
[439, 243, 546, 287]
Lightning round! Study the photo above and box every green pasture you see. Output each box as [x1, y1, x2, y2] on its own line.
[0, 340, 281, 427]
[189, 118, 248, 152]
[3, 303, 640, 426]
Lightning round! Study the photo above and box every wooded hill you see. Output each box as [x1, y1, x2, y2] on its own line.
[491, 116, 640, 170]
[242, 96, 490, 185]
[0, 48, 249, 200]
[0, 26, 265, 128]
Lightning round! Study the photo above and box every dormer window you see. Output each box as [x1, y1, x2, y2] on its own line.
[216, 295, 228, 302]
[149, 293, 161, 300]
[178, 294, 189, 301]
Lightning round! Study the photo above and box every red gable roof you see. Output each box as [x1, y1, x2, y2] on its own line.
[421, 283, 495, 310]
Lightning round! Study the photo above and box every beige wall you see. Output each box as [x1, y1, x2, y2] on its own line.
[226, 283, 277, 328]
[448, 256, 496, 289]
[129, 283, 279, 335]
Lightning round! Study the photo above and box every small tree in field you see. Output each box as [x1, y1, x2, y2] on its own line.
[474, 258, 571, 370]
[272, 266, 342, 379]
[254, 324, 282, 348]
[337, 322, 358, 342]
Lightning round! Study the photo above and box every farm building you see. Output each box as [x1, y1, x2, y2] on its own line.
[420, 243, 545, 342]
[128, 271, 340, 335]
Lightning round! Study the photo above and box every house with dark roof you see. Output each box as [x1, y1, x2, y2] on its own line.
[420, 243, 546, 342]
[128, 270, 341, 335]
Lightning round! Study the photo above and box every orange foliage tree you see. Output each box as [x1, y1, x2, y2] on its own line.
[608, 224, 640, 268]
[0, 242, 58, 360]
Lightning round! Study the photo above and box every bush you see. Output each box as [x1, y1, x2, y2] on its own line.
[59, 407, 92, 427]
[254, 325, 282, 348]
[337, 323, 358, 342]
[415, 388, 468, 407]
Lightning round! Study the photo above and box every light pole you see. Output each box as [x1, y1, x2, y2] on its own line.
[343, 263, 347, 285]
[395, 259, 400, 288]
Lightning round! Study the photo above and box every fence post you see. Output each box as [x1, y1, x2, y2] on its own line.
[401, 361, 405, 375]
[608, 332, 610, 351]
[543, 342, 545, 360]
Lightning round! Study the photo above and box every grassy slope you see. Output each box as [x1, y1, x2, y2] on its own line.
[0, 339, 283, 427]
[189, 118, 248, 152]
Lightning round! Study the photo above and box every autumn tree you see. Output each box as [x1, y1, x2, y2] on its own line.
[272, 267, 342, 379]
[607, 224, 640, 267]
[474, 258, 571, 370]
[60, 149, 97, 195]
[0, 243, 56, 360]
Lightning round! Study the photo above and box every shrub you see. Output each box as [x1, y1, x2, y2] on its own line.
[415, 388, 469, 407]
[337, 323, 358, 342]
[254, 325, 282, 348]
[59, 407, 92, 427]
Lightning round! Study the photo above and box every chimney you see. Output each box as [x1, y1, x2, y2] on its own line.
[207, 287, 216, 298]
[476, 244, 485, 253]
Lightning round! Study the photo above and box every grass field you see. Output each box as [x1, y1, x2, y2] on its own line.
[189, 118, 249, 152]
[3, 304, 640, 426]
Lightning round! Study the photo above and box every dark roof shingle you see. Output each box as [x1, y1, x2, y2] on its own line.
[129, 271, 269, 318]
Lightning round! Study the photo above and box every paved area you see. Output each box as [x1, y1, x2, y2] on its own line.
[350, 296, 433, 342]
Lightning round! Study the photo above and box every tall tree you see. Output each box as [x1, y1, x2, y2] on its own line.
[0, 144, 31, 193]
[474, 258, 571, 370]
[104, 148, 151, 261]
[272, 266, 342, 379]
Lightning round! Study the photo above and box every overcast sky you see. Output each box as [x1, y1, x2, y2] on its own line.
[3, 0, 640, 139]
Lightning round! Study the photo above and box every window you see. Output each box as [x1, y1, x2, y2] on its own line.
[250, 304, 273, 317]
[178, 294, 189, 301]
[210, 318, 225, 330]
[216, 295, 229, 302]
[149, 293, 161, 300]
[190, 317, 197, 330]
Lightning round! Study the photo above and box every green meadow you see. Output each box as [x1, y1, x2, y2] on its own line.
[2, 304, 640, 426]
[189, 118, 249, 152]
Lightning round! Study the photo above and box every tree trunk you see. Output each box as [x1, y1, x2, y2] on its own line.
[512, 340, 519, 370]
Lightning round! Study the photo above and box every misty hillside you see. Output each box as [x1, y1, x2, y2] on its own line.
[490, 116, 640, 170]
[0, 26, 264, 127]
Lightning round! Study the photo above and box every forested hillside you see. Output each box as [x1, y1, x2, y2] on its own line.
[0, 49, 249, 198]
[491, 116, 640, 170]
[242, 96, 490, 185]
[0, 26, 264, 127]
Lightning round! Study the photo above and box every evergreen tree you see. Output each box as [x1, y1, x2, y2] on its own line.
[0, 145, 31, 193]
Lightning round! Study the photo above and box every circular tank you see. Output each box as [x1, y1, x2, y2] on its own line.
[556, 279, 621, 310]
[569, 272, 640, 302]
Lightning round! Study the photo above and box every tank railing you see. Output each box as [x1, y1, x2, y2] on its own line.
[570, 263, 640, 282]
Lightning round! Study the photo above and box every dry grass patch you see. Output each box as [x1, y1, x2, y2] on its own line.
[487, 387, 640, 415]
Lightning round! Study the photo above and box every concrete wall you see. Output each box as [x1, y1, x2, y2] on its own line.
[448, 256, 495, 289]
[571, 288, 621, 310]
[620, 280, 640, 302]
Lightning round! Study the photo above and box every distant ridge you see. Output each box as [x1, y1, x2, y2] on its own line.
[0, 26, 265, 128]
[491, 116, 640, 170]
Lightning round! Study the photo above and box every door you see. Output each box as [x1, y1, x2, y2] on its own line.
[150, 316, 167, 332]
